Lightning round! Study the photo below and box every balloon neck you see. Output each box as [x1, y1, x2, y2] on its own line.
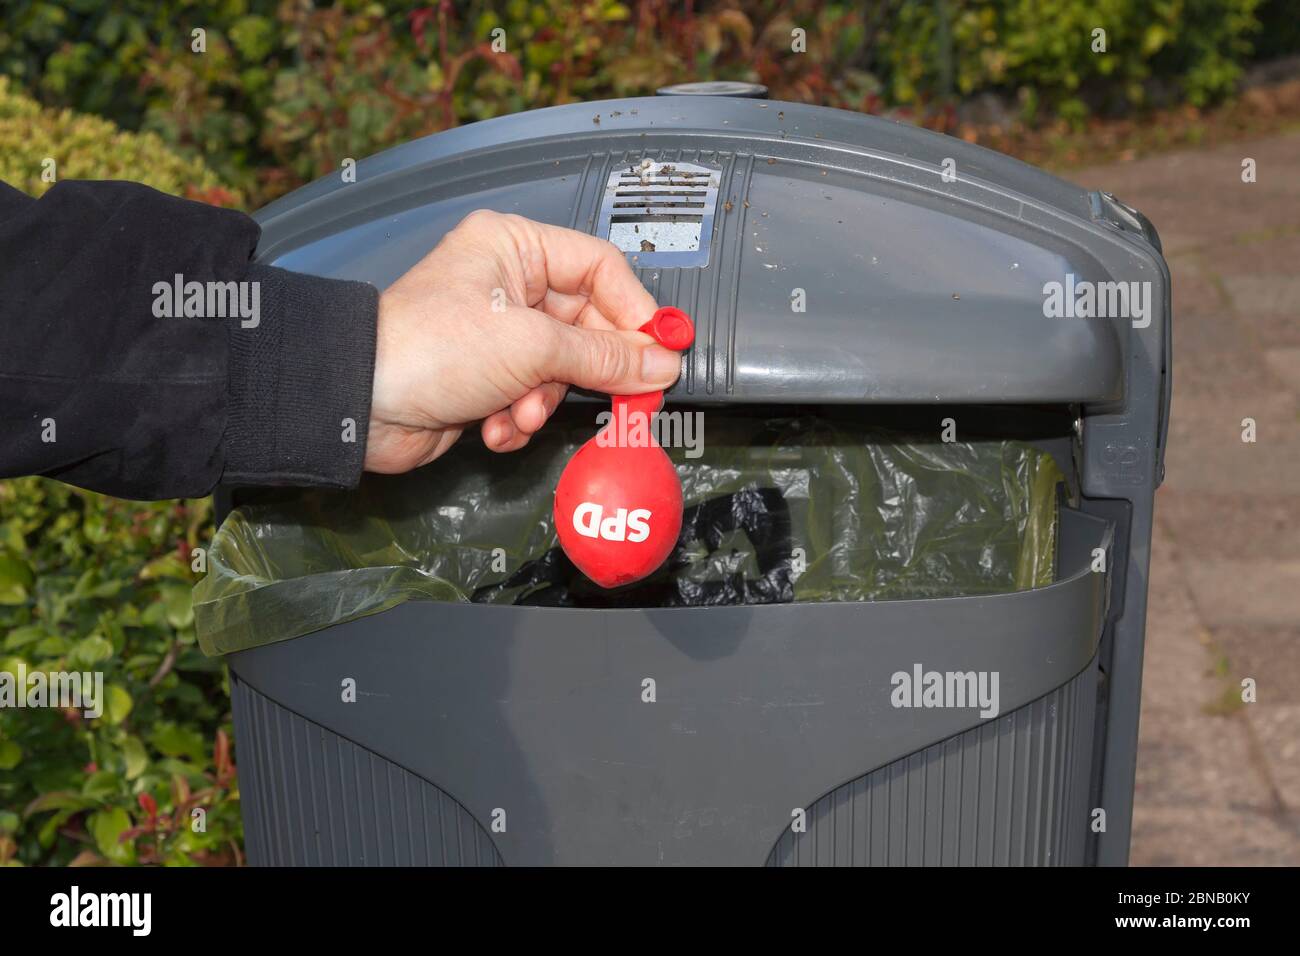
[601, 307, 692, 448]
[609, 392, 663, 447]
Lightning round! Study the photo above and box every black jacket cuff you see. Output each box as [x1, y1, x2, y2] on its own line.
[223, 264, 378, 488]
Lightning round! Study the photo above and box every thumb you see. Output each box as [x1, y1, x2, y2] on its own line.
[549, 322, 684, 394]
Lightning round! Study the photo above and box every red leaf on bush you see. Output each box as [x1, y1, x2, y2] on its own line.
[138, 792, 157, 818]
[214, 728, 232, 782]
[409, 7, 436, 50]
[183, 184, 240, 208]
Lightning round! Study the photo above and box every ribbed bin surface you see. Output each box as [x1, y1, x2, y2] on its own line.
[232, 676, 502, 867]
[767, 661, 1098, 866]
[233, 660, 1097, 866]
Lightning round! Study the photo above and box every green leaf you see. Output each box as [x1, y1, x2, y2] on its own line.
[0, 740, 21, 770]
[38, 809, 76, 849]
[104, 684, 133, 725]
[0, 524, 26, 554]
[150, 721, 205, 762]
[1142, 24, 1170, 56]
[159, 581, 194, 630]
[140, 600, 168, 628]
[69, 633, 113, 669]
[230, 15, 277, 62]
[2, 625, 44, 651]
[138, 553, 189, 581]
[87, 808, 135, 865]
[81, 770, 123, 800]
[89, 578, 125, 598]
[71, 567, 98, 599]
[0, 551, 34, 605]
[121, 736, 148, 781]
[32, 635, 68, 657]
[23, 791, 96, 817]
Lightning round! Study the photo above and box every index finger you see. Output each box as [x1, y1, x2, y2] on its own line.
[505, 215, 659, 331]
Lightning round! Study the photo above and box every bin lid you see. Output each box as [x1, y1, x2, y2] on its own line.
[256, 97, 1130, 405]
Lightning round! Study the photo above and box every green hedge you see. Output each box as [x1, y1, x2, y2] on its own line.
[0, 75, 240, 204]
[0, 0, 1282, 206]
[0, 82, 236, 867]
[881, 0, 1264, 122]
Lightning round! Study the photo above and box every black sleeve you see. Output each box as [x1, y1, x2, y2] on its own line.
[0, 180, 378, 500]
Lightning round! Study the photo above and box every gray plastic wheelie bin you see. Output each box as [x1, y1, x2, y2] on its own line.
[211, 85, 1170, 866]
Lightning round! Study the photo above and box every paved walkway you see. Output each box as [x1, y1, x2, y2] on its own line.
[1071, 134, 1300, 865]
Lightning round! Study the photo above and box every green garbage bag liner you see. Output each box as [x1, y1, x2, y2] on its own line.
[194, 414, 1063, 656]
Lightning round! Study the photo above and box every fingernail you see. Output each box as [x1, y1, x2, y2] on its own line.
[490, 419, 515, 446]
[641, 345, 682, 383]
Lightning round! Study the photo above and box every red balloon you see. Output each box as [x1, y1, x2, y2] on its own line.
[554, 308, 694, 588]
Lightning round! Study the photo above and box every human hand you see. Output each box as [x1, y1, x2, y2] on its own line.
[365, 210, 685, 472]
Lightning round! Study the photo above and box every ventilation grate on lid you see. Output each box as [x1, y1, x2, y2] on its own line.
[597, 159, 720, 268]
